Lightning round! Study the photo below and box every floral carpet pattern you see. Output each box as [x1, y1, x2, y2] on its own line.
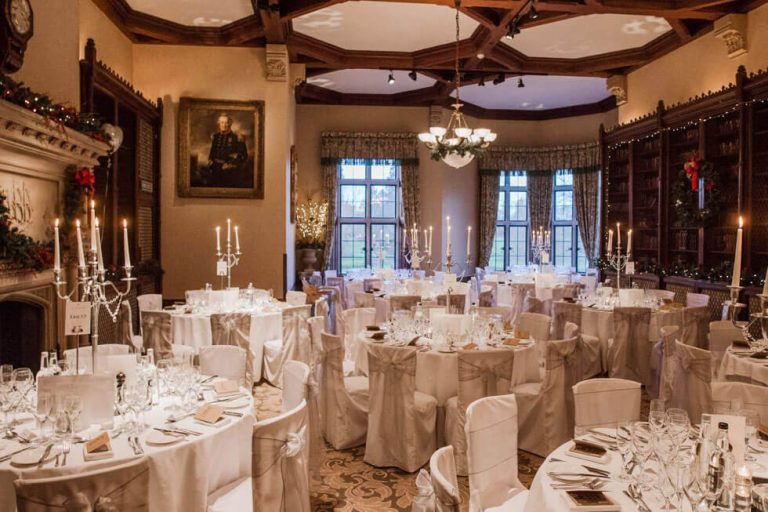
[253, 382, 543, 511]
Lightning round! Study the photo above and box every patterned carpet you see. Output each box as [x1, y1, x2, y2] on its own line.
[253, 383, 544, 511]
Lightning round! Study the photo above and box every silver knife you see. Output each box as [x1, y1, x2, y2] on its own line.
[0, 445, 35, 462]
[37, 443, 53, 466]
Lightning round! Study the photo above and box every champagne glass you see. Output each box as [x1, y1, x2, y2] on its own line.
[683, 453, 707, 511]
[63, 395, 83, 437]
[649, 399, 667, 434]
[667, 409, 690, 448]
[631, 421, 654, 489]
[659, 460, 679, 511]
[615, 420, 634, 482]
[13, 368, 33, 396]
[32, 392, 53, 441]
[740, 408, 760, 463]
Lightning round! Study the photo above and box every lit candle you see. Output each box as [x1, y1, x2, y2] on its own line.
[446, 216, 452, 258]
[616, 222, 621, 250]
[216, 226, 221, 253]
[53, 219, 61, 272]
[466, 226, 472, 260]
[122, 219, 131, 268]
[545, 230, 550, 246]
[90, 200, 96, 253]
[607, 229, 613, 254]
[76, 220, 85, 268]
[627, 229, 633, 257]
[235, 225, 240, 253]
[732, 216, 744, 288]
[413, 224, 419, 251]
[429, 226, 433, 255]
[227, 218, 231, 247]
[94, 218, 104, 273]
[423, 229, 428, 252]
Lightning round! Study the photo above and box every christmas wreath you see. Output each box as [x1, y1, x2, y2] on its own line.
[671, 153, 721, 227]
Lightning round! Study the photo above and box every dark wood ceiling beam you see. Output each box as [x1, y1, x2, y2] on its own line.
[252, 0, 288, 43]
[458, 6, 499, 28]
[464, 6, 525, 70]
[666, 18, 693, 41]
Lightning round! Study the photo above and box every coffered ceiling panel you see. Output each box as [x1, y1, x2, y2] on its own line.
[293, 1, 479, 52]
[458, 75, 610, 111]
[126, 0, 253, 27]
[503, 14, 672, 58]
[307, 69, 436, 94]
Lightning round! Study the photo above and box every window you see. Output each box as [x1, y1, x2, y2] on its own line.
[490, 169, 589, 273]
[489, 172, 528, 271]
[336, 159, 401, 274]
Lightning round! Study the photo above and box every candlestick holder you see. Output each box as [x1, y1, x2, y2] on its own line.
[604, 247, 631, 290]
[746, 293, 768, 343]
[404, 246, 432, 273]
[530, 237, 551, 272]
[216, 239, 241, 289]
[53, 252, 134, 375]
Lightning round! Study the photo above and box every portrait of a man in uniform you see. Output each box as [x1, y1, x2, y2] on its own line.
[177, 98, 264, 199]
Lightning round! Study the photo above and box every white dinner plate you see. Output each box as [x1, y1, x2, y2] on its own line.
[11, 445, 61, 467]
[223, 398, 251, 410]
[145, 430, 183, 446]
[194, 417, 232, 429]
[437, 348, 456, 353]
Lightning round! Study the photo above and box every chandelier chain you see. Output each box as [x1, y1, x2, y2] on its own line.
[454, 0, 461, 104]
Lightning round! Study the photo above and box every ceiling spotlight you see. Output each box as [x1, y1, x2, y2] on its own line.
[518, 77, 525, 88]
[408, 70, 418, 81]
[476, 52, 485, 60]
[492, 73, 505, 85]
[387, 71, 395, 84]
[478, 75, 485, 87]
[505, 22, 521, 39]
[528, 5, 539, 20]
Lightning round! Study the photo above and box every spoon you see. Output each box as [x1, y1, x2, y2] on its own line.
[628, 483, 652, 512]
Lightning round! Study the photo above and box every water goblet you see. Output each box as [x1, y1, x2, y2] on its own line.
[615, 420, 634, 482]
[631, 421, 654, 489]
[740, 408, 760, 463]
[32, 392, 53, 441]
[63, 395, 83, 437]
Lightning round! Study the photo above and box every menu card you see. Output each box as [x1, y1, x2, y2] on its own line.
[195, 404, 224, 424]
[563, 490, 620, 511]
[84, 432, 113, 461]
[213, 380, 239, 396]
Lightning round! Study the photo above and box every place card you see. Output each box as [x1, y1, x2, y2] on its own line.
[567, 439, 610, 464]
[195, 404, 225, 424]
[563, 490, 620, 511]
[213, 380, 239, 395]
[84, 432, 113, 461]
[64, 301, 91, 336]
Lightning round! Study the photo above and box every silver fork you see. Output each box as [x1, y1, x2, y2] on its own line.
[61, 444, 70, 466]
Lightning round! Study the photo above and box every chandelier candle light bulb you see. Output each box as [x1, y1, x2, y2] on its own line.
[446, 216, 452, 258]
[467, 226, 472, 260]
[95, 218, 104, 273]
[54, 218, 60, 272]
[235, 225, 240, 253]
[90, 200, 96, 253]
[76, 220, 85, 268]
[123, 219, 131, 268]
[607, 229, 613, 254]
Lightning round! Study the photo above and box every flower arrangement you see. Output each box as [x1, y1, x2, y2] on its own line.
[672, 152, 721, 227]
[295, 200, 328, 250]
[0, 193, 53, 272]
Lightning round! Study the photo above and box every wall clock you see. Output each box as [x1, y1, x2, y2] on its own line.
[0, 0, 32, 73]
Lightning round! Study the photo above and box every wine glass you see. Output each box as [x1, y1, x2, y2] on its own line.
[659, 458, 680, 512]
[740, 408, 761, 463]
[31, 392, 53, 441]
[683, 452, 707, 511]
[666, 409, 690, 448]
[631, 421, 654, 489]
[649, 399, 667, 434]
[63, 395, 83, 437]
[13, 368, 33, 395]
[615, 420, 634, 482]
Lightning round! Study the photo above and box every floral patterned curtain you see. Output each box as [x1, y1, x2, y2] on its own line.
[479, 143, 600, 172]
[478, 170, 501, 267]
[528, 171, 553, 235]
[573, 167, 601, 265]
[320, 133, 419, 270]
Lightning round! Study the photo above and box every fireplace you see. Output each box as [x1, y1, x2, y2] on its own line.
[0, 298, 45, 371]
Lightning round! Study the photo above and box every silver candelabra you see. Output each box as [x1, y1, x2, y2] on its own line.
[604, 247, 631, 290]
[405, 246, 432, 272]
[216, 218, 241, 289]
[372, 236, 392, 270]
[530, 227, 550, 271]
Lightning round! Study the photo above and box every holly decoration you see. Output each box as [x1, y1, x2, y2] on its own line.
[0, 193, 53, 272]
[672, 153, 721, 227]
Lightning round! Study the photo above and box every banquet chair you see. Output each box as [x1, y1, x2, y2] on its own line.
[579, 275, 597, 293]
[514, 335, 579, 456]
[283, 360, 322, 478]
[326, 277, 347, 309]
[687, 292, 710, 308]
[437, 293, 467, 314]
[387, 294, 421, 318]
[646, 289, 676, 302]
[552, 301, 597, 342]
[264, 305, 312, 387]
[364, 343, 437, 472]
[314, 296, 329, 322]
[478, 288, 494, 307]
[607, 307, 652, 385]
[444, 350, 515, 475]
[465, 394, 528, 512]
[522, 295, 546, 314]
[363, 278, 382, 292]
[709, 320, 746, 369]
[572, 378, 641, 436]
[210, 312, 256, 388]
[137, 292, 162, 316]
[661, 338, 713, 421]
[207, 399, 310, 512]
[307, 315, 325, 368]
[120, 301, 142, 352]
[15, 457, 149, 512]
[319, 332, 369, 449]
[354, 291, 375, 308]
[563, 322, 603, 380]
[518, 312, 551, 342]
[199, 345, 247, 386]
[341, 307, 376, 375]
[712, 381, 768, 423]
[141, 310, 173, 361]
[324, 269, 338, 282]
[471, 306, 515, 324]
[429, 446, 461, 512]
[64, 344, 131, 374]
[286, 290, 307, 306]
[681, 306, 711, 349]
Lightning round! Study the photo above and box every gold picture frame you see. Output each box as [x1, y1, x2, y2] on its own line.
[177, 97, 264, 199]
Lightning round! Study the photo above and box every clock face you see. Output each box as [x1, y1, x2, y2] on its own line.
[9, 0, 31, 36]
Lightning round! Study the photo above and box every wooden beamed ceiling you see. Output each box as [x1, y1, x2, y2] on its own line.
[92, 0, 766, 117]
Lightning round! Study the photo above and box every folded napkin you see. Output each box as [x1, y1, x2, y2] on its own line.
[732, 339, 751, 349]
[366, 325, 381, 331]
[503, 337, 521, 347]
[515, 329, 529, 339]
[370, 332, 386, 341]
[462, 342, 477, 351]
[750, 350, 768, 360]
[84, 432, 113, 462]
[407, 336, 420, 347]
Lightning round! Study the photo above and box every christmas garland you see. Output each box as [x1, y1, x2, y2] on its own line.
[0, 193, 53, 272]
[671, 153, 721, 227]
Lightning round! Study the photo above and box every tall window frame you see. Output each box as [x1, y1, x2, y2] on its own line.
[489, 171, 529, 271]
[552, 169, 589, 272]
[335, 159, 402, 274]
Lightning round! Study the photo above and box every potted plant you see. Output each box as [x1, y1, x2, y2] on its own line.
[295, 200, 328, 271]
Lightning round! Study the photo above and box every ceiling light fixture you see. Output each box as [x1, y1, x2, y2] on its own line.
[528, 5, 539, 20]
[476, 52, 485, 60]
[518, 77, 525, 88]
[387, 70, 395, 84]
[408, 70, 418, 81]
[493, 73, 505, 85]
[418, 0, 496, 169]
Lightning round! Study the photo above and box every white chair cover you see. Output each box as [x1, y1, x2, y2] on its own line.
[319, 332, 368, 449]
[141, 310, 173, 361]
[687, 292, 710, 308]
[199, 345, 247, 386]
[286, 291, 307, 306]
[363, 278, 382, 292]
[518, 312, 551, 342]
[264, 305, 312, 387]
[437, 294, 467, 315]
[681, 306, 711, 349]
[15, 457, 149, 512]
[465, 394, 528, 512]
[137, 294, 162, 336]
[307, 316, 325, 370]
[655, 325, 680, 402]
[670, 340, 713, 421]
[444, 350, 516, 476]
[608, 307, 652, 385]
[429, 446, 460, 512]
[342, 307, 376, 376]
[364, 344, 437, 472]
[523, 296, 546, 315]
[283, 360, 310, 412]
[647, 289, 676, 302]
[515, 336, 579, 457]
[326, 277, 347, 309]
[709, 320, 745, 370]
[564, 322, 602, 380]
[210, 312, 255, 388]
[314, 297, 329, 323]
[712, 381, 768, 424]
[282, 360, 322, 479]
[354, 291, 375, 308]
[572, 378, 641, 436]
[119, 302, 142, 352]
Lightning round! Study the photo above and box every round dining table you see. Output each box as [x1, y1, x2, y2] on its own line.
[0, 389, 255, 511]
[719, 346, 768, 386]
[580, 306, 684, 344]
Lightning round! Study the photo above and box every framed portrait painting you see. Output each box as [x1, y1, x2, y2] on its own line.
[177, 97, 265, 199]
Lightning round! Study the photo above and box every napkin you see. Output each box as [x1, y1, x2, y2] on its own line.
[84, 432, 113, 462]
[366, 325, 381, 331]
[732, 339, 751, 349]
[515, 329, 529, 339]
[462, 342, 477, 351]
[370, 332, 386, 341]
[503, 337, 521, 346]
[213, 380, 240, 397]
[750, 350, 768, 360]
[195, 404, 225, 424]
[407, 336, 420, 347]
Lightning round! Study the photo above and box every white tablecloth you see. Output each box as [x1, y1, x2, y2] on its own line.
[719, 348, 768, 386]
[0, 392, 255, 512]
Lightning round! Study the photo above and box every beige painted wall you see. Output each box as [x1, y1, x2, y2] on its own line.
[132, 45, 297, 299]
[78, 0, 133, 82]
[620, 3, 768, 123]
[296, 104, 616, 267]
[16, 0, 80, 107]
